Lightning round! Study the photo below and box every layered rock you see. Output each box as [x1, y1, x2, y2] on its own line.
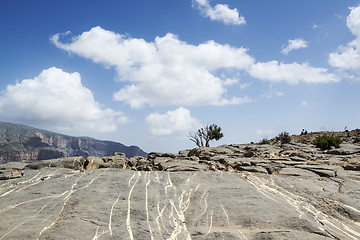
[1, 139, 359, 239]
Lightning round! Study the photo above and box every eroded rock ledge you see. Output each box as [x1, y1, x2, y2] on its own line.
[2, 141, 359, 179]
[1, 140, 360, 239]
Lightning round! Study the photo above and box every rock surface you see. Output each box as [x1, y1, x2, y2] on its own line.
[1, 136, 360, 239]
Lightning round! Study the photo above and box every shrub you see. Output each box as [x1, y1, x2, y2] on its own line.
[313, 134, 342, 150]
[258, 138, 270, 145]
[276, 132, 291, 146]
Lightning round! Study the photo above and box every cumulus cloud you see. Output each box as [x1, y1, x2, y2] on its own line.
[0, 67, 128, 132]
[146, 107, 200, 137]
[249, 61, 339, 84]
[52, 27, 254, 108]
[328, 5, 360, 70]
[192, 0, 246, 25]
[281, 38, 309, 55]
[52, 26, 340, 107]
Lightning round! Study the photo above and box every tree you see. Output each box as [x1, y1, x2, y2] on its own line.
[189, 124, 224, 147]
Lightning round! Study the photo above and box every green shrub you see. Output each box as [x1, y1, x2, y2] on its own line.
[313, 134, 342, 150]
[258, 138, 270, 145]
[276, 132, 291, 146]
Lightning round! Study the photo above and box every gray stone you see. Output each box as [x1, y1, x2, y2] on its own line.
[25, 156, 86, 170]
[2, 133, 360, 239]
[278, 167, 321, 177]
[1, 170, 358, 239]
[85, 156, 104, 170]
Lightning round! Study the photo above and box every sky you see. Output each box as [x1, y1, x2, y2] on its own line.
[1, 0, 360, 153]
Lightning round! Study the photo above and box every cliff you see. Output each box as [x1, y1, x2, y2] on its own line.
[0, 122, 147, 163]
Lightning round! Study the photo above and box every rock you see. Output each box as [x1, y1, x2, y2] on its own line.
[85, 156, 104, 170]
[278, 168, 321, 177]
[100, 155, 128, 169]
[25, 156, 86, 170]
[296, 164, 341, 177]
[243, 150, 254, 158]
[113, 152, 126, 157]
[0, 162, 27, 180]
[290, 156, 307, 162]
[2, 130, 360, 239]
[0, 161, 27, 171]
[132, 156, 151, 170]
[147, 152, 176, 159]
[1, 170, 358, 239]
[154, 158, 208, 171]
[0, 169, 24, 180]
[235, 165, 268, 174]
[325, 143, 360, 155]
[342, 164, 360, 171]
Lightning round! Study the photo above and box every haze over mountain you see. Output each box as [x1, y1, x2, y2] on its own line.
[0, 122, 147, 164]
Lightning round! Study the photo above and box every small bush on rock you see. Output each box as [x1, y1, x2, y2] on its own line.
[258, 138, 270, 145]
[313, 134, 342, 150]
[276, 132, 291, 146]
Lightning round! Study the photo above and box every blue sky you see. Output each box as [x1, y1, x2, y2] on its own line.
[1, 0, 359, 153]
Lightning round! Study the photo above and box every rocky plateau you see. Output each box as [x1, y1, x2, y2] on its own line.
[0, 130, 360, 239]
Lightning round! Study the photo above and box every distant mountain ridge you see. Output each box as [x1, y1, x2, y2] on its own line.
[0, 122, 147, 164]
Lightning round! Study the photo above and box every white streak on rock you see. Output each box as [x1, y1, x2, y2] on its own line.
[36, 172, 85, 239]
[80, 169, 107, 190]
[128, 172, 136, 186]
[145, 172, 155, 240]
[127, 171, 141, 240]
[165, 172, 175, 194]
[0, 194, 62, 214]
[205, 210, 214, 236]
[0, 191, 67, 240]
[243, 173, 360, 239]
[92, 226, 109, 240]
[109, 189, 121, 237]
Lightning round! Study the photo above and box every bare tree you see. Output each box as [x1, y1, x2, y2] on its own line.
[189, 124, 224, 147]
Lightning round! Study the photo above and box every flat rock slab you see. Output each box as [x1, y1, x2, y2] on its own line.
[1, 169, 359, 239]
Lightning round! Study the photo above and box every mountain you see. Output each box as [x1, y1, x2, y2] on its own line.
[0, 122, 147, 163]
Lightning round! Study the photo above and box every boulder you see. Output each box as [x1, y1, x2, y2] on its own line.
[25, 156, 86, 170]
[85, 156, 104, 170]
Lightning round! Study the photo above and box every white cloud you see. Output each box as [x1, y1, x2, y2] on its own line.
[52, 27, 340, 107]
[261, 84, 283, 98]
[0, 67, 128, 132]
[328, 5, 360, 70]
[249, 61, 339, 84]
[256, 129, 275, 136]
[146, 107, 200, 137]
[52, 27, 254, 108]
[192, 0, 246, 25]
[281, 38, 308, 55]
[301, 100, 308, 107]
[239, 82, 252, 90]
[223, 78, 239, 86]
